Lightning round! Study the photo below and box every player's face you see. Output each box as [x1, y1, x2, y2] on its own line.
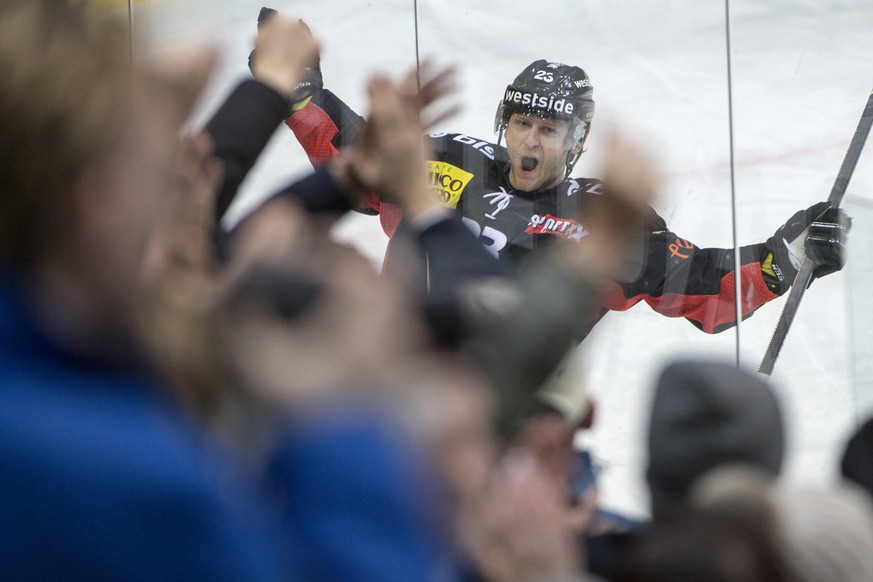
[504, 113, 576, 192]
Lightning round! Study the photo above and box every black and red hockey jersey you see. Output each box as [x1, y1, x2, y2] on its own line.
[286, 92, 780, 335]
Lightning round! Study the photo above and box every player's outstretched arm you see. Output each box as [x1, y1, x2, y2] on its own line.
[243, 64, 459, 225]
[607, 199, 851, 334]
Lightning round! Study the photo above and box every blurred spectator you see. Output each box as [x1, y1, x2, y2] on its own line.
[645, 359, 785, 519]
[840, 416, 873, 500]
[211, 59, 603, 582]
[616, 505, 792, 582]
[201, 15, 668, 582]
[0, 3, 453, 579]
[204, 20, 659, 445]
[768, 481, 873, 582]
[587, 359, 786, 579]
[691, 465, 873, 582]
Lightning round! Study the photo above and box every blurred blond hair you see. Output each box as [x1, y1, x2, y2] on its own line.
[0, 1, 132, 268]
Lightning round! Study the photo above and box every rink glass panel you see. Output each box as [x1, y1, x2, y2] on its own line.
[134, 0, 873, 518]
[727, 0, 872, 502]
[846, 196, 873, 423]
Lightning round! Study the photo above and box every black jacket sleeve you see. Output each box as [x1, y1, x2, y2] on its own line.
[204, 80, 292, 222]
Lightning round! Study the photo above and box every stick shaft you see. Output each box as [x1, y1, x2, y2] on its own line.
[758, 90, 873, 375]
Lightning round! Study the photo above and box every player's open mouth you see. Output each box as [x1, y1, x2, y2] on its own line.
[520, 156, 539, 171]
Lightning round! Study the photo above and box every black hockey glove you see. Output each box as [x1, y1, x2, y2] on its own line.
[761, 201, 851, 294]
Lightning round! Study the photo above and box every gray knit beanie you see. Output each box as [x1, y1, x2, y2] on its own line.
[646, 359, 785, 518]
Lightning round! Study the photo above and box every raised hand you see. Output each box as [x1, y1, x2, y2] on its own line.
[339, 64, 459, 221]
[558, 131, 661, 284]
[398, 59, 461, 132]
[250, 16, 320, 99]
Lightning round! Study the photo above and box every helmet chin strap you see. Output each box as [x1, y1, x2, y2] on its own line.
[564, 150, 582, 181]
[563, 123, 591, 179]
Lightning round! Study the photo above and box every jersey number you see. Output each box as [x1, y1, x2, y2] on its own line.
[463, 217, 507, 258]
[534, 70, 554, 82]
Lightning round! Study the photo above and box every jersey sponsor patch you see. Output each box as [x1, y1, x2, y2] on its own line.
[426, 161, 474, 209]
[526, 214, 587, 240]
[450, 134, 496, 159]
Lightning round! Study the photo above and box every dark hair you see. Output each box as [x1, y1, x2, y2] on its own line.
[841, 416, 873, 499]
[617, 506, 795, 582]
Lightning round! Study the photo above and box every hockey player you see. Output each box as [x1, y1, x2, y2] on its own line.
[285, 65, 848, 339]
[246, 10, 849, 340]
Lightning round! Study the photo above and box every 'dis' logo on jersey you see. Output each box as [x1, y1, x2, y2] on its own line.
[526, 214, 587, 240]
[426, 161, 474, 209]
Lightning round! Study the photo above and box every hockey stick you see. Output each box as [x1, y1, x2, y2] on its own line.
[758, 90, 873, 375]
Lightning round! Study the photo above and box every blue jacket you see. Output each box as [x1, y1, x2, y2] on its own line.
[0, 271, 449, 581]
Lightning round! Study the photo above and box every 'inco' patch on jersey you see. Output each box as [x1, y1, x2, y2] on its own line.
[426, 160, 474, 209]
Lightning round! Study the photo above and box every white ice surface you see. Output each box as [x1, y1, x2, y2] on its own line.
[137, 0, 873, 518]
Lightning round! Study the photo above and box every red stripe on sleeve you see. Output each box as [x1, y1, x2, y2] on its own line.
[601, 263, 778, 334]
[285, 103, 341, 167]
[286, 103, 402, 236]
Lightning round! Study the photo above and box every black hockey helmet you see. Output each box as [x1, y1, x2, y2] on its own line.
[495, 60, 594, 178]
[494, 59, 595, 144]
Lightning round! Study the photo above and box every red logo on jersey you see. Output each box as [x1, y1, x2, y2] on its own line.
[526, 214, 587, 240]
